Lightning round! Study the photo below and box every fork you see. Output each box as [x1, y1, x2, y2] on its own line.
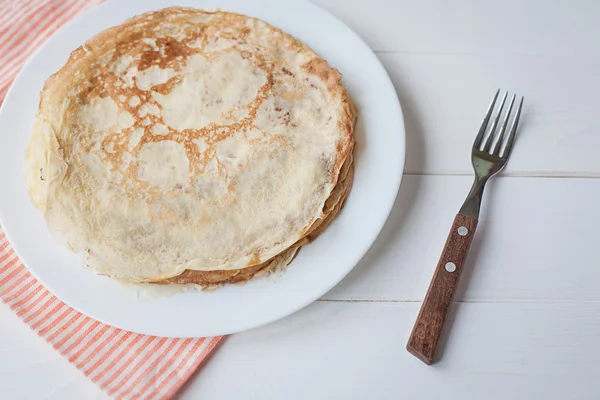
[406, 90, 524, 365]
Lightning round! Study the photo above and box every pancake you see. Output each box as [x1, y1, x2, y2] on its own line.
[24, 7, 356, 285]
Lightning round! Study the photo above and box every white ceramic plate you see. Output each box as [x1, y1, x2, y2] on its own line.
[0, 0, 404, 337]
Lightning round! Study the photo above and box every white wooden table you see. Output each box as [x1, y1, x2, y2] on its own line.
[2, 1, 600, 398]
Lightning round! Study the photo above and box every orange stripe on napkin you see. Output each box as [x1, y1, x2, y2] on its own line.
[0, 1, 224, 398]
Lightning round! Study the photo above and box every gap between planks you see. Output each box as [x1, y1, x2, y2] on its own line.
[372, 50, 600, 59]
[317, 298, 600, 304]
[404, 172, 600, 179]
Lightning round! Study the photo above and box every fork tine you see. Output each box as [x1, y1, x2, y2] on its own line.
[473, 89, 500, 150]
[491, 94, 516, 156]
[482, 91, 508, 152]
[500, 96, 524, 158]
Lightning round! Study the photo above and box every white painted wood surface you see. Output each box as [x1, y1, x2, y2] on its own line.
[2, 0, 600, 399]
[311, 0, 600, 176]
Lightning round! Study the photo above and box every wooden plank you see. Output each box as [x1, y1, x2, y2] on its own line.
[5, 300, 600, 400]
[378, 53, 600, 175]
[307, 1, 600, 175]
[324, 175, 600, 302]
[314, 0, 600, 56]
[182, 301, 600, 400]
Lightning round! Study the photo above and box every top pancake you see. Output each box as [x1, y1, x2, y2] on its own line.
[24, 7, 355, 282]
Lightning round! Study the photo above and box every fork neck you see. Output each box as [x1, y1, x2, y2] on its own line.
[458, 176, 488, 219]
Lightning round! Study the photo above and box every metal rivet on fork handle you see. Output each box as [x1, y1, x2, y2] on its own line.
[444, 262, 456, 273]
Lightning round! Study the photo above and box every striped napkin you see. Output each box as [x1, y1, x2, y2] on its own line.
[0, 1, 223, 399]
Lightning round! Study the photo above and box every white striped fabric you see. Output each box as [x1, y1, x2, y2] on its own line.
[0, 2, 223, 399]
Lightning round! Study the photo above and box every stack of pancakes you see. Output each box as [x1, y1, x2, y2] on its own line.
[25, 7, 356, 288]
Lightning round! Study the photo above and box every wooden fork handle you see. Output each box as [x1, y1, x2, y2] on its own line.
[406, 213, 478, 364]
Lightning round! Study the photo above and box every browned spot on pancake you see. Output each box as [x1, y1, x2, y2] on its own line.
[152, 75, 183, 94]
[248, 252, 261, 266]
